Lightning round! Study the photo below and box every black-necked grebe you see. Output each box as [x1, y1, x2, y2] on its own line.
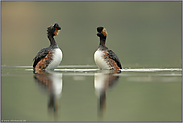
[33, 23, 62, 73]
[94, 27, 122, 70]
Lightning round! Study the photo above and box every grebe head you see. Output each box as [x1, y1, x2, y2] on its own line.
[47, 23, 61, 36]
[97, 27, 107, 39]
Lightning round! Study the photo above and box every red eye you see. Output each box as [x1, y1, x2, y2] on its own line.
[101, 31, 102, 33]
[55, 28, 57, 30]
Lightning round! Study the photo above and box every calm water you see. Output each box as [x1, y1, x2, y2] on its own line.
[1, 65, 182, 122]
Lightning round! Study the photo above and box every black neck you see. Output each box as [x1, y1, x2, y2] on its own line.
[47, 34, 58, 47]
[99, 37, 107, 49]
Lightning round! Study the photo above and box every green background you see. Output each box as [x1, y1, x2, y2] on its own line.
[1, 1, 182, 68]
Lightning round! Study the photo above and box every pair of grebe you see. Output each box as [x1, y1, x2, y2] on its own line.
[33, 23, 122, 73]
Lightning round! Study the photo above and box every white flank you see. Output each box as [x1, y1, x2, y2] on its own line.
[46, 48, 62, 70]
[94, 50, 110, 69]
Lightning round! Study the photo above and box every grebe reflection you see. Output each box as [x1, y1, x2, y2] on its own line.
[94, 70, 120, 117]
[34, 71, 63, 115]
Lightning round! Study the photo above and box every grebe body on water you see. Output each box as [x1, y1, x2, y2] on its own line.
[33, 23, 62, 73]
[94, 27, 122, 70]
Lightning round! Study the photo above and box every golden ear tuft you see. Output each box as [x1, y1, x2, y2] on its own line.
[102, 28, 107, 36]
[54, 29, 59, 36]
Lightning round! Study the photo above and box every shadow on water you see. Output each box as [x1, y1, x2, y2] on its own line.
[94, 70, 121, 119]
[33, 71, 63, 117]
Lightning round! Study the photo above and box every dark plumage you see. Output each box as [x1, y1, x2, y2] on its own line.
[33, 47, 50, 68]
[107, 49, 122, 69]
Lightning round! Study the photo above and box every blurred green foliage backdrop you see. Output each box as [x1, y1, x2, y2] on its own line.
[1, 1, 182, 68]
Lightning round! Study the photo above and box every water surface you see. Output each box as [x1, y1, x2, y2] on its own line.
[1, 65, 182, 122]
